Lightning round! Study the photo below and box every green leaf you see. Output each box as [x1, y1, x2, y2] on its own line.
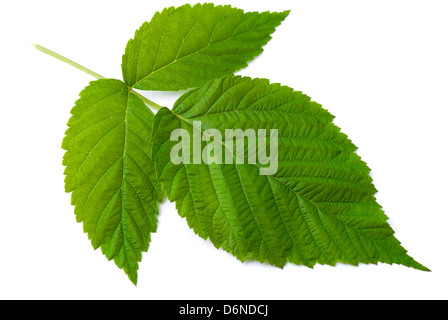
[151, 75, 428, 271]
[122, 3, 289, 91]
[62, 79, 162, 284]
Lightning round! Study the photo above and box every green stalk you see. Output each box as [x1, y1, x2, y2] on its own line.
[32, 43, 105, 80]
[32, 43, 163, 111]
[130, 90, 163, 111]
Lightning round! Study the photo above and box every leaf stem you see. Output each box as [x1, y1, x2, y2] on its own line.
[32, 43, 163, 111]
[32, 43, 106, 80]
[130, 90, 163, 111]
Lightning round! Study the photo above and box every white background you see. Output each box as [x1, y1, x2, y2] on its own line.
[1, 0, 447, 300]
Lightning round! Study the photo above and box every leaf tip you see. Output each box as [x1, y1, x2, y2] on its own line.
[282, 9, 291, 17]
[414, 262, 431, 272]
[402, 254, 431, 272]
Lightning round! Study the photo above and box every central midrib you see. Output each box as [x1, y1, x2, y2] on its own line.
[168, 108, 323, 216]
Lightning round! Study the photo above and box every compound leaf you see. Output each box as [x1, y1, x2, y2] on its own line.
[62, 79, 162, 284]
[122, 3, 289, 91]
[151, 75, 428, 271]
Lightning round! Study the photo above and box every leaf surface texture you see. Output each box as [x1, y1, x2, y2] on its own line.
[122, 3, 289, 91]
[151, 75, 428, 271]
[62, 79, 162, 284]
